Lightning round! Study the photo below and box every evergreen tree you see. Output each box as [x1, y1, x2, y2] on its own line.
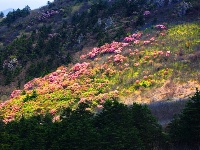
[168, 88, 200, 148]
[0, 11, 4, 18]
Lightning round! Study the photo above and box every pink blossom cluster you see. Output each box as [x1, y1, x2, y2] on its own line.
[97, 105, 104, 109]
[24, 81, 34, 90]
[68, 83, 82, 93]
[88, 47, 101, 58]
[38, 10, 59, 21]
[47, 68, 66, 83]
[134, 40, 140, 44]
[132, 32, 142, 39]
[78, 98, 87, 104]
[155, 24, 167, 29]
[48, 33, 58, 38]
[0, 101, 8, 109]
[3, 114, 15, 124]
[80, 54, 87, 59]
[10, 90, 22, 99]
[154, 50, 170, 57]
[124, 32, 142, 43]
[143, 40, 151, 45]
[124, 36, 135, 42]
[52, 115, 60, 122]
[68, 62, 90, 80]
[114, 54, 126, 63]
[150, 37, 155, 41]
[86, 41, 129, 59]
[48, 71, 63, 83]
[166, 51, 170, 57]
[2, 104, 21, 123]
[24, 78, 46, 91]
[100, 42, 124, 54]
[158, 51, 164, 55]
[72, 62, 90, 72]
[50, 109, 57, 115]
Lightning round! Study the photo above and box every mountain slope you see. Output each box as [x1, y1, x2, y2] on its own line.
[1, 20, 200, 123]
[0, 0, 155, 99]
[0, 0, 200, 122]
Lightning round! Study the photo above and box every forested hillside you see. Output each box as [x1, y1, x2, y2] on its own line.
[0, 0, 200, 149]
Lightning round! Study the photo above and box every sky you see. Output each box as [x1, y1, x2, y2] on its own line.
[0, 0, 54, 11]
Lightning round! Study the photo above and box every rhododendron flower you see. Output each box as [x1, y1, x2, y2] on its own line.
[166, 51, 170, 57]
[10, 90, 22, 98]
[124, 37, 135, 42]
[52, 115, 60, 122]
[50, 109, 57, 115]
[80, 54, 86, 59]
[124, 63, 129, 67]
[85, 108, 91, 111]
[143, 40, 151, 45]
[135, 80, 140, 84]
[143, 11, 151, 16]
[134, 40, 140, 44]
[143, 76, 148, 80]
[88, 52, 96, 58]
[160, 33, 166, 36]
[134, 62, 140, 66]
[97, 105, 104, 109]
[24, 82, 34, 90]
[72, 62, 90, 72]
[78, 98, 87, 104]
[158, 51, 164, 55]
[155, 24, 167, 29]
[134, 49, 139, 53]
[150, 37, 155, 41]
[114, 49, 122, 53]
[144, 55, 150, 59]
[114, 54, 126, 63]
[122, 43, 129, 47]
[132, 33, 138, 38]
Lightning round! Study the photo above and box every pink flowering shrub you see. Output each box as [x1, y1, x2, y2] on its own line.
[143, 40, 151, 45]
[143, 11, 151, 16]
[158, 51, 164, 55]
[114, 54, 126, 63]
[72, 62, 90, 72]
[166, 51, 170, 57]
[10, 90, 22, 99]
[134, 40, 140, 44]
[24, 81, 34, 90]
[134, 62, 140, 67]
[50, 109, 57, 115]
[38, 10, 59, 21]
[124, 36, 135, 42]
[80, 54, 87, 59]
[150, 37, 155, 41]
[155, 24, 167, 30]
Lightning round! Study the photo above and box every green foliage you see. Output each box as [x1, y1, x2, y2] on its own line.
[2, 6, 31, 25]
[168, 88, 200, 148]
[23, 90, 38, 103]
[94, 100, 164, 149]
[0, 101, 166, 149]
